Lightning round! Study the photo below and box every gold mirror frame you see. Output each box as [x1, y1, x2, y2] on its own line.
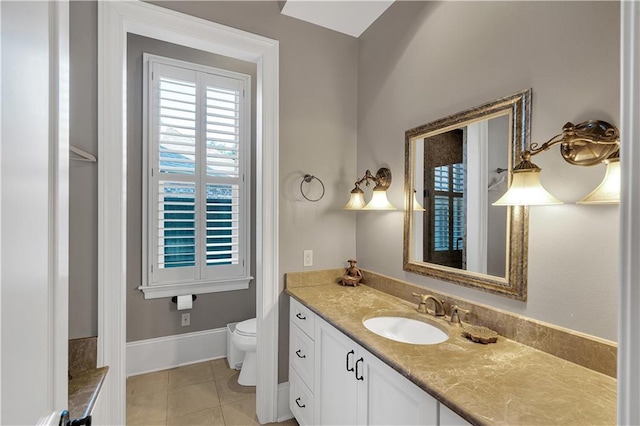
[403, 89, 531, 300]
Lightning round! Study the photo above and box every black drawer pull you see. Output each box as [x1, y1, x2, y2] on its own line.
[355, 357, 364, 381]
[295, 397, 306, 408]
[296, 312, 307, 320]
[295, 349, 306, 359]
[346, 350, 355, 372]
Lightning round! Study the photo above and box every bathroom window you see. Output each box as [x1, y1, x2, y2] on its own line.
[140, 54, 252, 299]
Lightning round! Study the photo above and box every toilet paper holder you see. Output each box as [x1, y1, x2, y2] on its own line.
[171, 295, 197, 304]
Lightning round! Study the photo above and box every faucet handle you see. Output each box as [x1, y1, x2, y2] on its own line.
[412, 292, 428, 302]
[412, 292, 428, 313]
[450, 305, 470, 326]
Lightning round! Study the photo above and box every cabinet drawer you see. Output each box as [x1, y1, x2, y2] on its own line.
[290, 322, 314, 388]
[290, 297, 315, 338]
[289, 368, 314, 426]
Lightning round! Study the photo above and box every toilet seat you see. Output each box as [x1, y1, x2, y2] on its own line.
[235, 318, 256, 337]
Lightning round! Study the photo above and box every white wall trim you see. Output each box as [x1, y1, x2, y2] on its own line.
[277, 381, 294, 423]
[0, 2, 3, 415]
[50, 0, 70, 413]
[126, 328, 227, 377]
[98, 2, 279, 424]
[619, 1, 639, 424]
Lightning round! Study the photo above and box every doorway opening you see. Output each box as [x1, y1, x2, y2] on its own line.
[98, 2, 280, 424]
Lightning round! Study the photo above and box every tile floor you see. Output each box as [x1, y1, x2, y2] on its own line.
[126, 359, 298, 426]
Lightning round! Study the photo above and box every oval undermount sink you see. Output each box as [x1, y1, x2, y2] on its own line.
[363, 316, 448, 345]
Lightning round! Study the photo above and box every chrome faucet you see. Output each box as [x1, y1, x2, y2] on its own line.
[449, 304, 470, 326]
[412, 293, 445, 317]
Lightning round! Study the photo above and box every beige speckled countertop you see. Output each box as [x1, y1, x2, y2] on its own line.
[286, 283, 616, 426]
[68, 366, 108, 421]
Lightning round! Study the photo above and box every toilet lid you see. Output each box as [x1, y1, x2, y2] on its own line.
[236, 318, 257, 336]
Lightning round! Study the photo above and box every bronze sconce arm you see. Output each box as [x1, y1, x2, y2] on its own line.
[494, 119, 620, 206]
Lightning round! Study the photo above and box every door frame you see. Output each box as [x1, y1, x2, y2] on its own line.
[97, 2, 279, 424]
[618, 1, 640, 423]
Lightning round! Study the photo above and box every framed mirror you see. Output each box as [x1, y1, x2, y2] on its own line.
[403, 89, 531, 300]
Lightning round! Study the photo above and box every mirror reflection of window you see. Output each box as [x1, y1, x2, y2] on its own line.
[424, 130, 465, 269]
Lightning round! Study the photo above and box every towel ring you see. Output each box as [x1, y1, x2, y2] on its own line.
[300, 174, 325, 202]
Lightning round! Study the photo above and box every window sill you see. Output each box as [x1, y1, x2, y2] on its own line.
[138, 277, 252, 299]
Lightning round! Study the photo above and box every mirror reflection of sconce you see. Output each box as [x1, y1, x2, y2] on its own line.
[344, 167, 397, 210]
[412, 190, 425, 211]
[493, 120, 620, 206]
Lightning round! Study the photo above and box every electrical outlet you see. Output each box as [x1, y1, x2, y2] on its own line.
[181, 313, 190, 326]
[303, 250, 313, 267]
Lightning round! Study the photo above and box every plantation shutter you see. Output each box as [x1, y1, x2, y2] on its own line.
[146, 57, 249, 291]
[151, 64, 198, 284]
[201, 73, 245, 280]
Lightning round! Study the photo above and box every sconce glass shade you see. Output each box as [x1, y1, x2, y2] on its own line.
[412, 191, 425, 211]
[493, 169, 563, 206]
[363, 187, 397, 210]
[577, 157, 620, 204]
[343, 187, 367, 210]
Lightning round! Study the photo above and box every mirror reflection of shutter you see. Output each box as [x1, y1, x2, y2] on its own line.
[452, 163, 465, 252]
[433, 166, 450, 252]
[431, 163, 465, 269]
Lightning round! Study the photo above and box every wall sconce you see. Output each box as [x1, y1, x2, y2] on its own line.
[493, 120, 620, 206]
[344, 168, 397, 210]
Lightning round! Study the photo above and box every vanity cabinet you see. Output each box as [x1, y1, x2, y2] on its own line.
[315, 316, 438, 425]
[289, 296, 468, 426]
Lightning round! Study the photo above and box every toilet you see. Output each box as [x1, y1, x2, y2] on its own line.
[231, 317, 257, 386]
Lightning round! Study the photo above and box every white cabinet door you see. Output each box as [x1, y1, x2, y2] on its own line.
[314, 317, 439, 425]
[315, 318, 359, 425]
[359, 346, 438, 426]
[439, 403, 471, 426]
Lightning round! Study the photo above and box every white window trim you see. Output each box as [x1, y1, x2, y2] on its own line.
[139, 54, 253, 299]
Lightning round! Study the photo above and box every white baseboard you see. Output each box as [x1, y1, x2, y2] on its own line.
[126, 328, 227, 377]
[277, 381, 293, 422]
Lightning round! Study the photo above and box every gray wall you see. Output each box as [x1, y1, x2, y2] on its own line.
[126, 34, 258, 342]
[356, 1, 620, 341]
[69, 0, 98, 338]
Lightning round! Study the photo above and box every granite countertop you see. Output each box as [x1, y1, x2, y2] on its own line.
[68, 366, 109, 422]
[286, 283, 616, 426]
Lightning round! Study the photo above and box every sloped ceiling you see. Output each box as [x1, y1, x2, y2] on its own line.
[280, 0, 395, 38]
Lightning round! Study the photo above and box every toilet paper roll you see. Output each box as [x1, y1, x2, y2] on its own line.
[177, 295, 193, 310]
